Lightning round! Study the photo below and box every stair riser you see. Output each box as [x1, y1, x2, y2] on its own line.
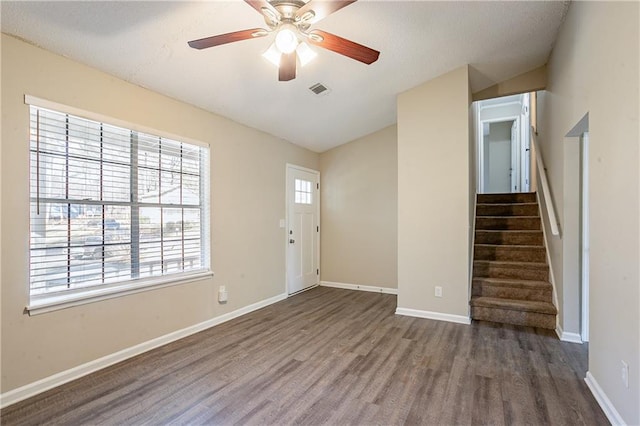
[477, 193, 537, 204]
[472, 285, 552, 302]
[474, 246, 546, 262]
[476, 204, 539, 217]
[476, 217, 541, 231]
[473, 264, 549, 281]
[475, 231, 543, 245]
[471, 306, 556, 329]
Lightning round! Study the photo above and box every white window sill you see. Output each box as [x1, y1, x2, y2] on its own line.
[26, 270, 214, 316]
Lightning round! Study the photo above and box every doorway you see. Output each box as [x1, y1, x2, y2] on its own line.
[286, 164, 320, 295]
[475, 93, 531, 194]
[565, 113, 589, 343]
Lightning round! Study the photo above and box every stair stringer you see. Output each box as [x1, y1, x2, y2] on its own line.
[467, 193, 478, 317]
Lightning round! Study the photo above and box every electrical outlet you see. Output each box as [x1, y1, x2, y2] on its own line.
[621, 360, 629, 388]
[435, 286, 443, 298]
[218, 285, 228, 303]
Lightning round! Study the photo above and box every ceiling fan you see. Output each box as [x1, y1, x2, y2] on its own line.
[187, 0, 380, 81]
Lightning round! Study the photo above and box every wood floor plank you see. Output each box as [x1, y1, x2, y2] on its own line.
[1, 287, 608, 426]
[471, 375, 506, 426]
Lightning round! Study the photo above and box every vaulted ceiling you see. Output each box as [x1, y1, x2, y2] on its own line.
[1, 1, 569, 152]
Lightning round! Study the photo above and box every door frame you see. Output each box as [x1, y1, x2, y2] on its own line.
[580, 132, 590, 342]
[478, 115, 520, 193]
[566, 113, 589, 343]
[285, 163, 320, 295]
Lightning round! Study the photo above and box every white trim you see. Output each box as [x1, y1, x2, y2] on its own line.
[24, 94, 209, 149]
[285, 163, 320, 175]
[27, 271, 213, 316]
[320, 281, 398, 295]
[555, 324, 583, 343]
[585, 372, 627, 426]
[580, 132, 590, 342]
[395, 307, 471, 325]
[478, 100, 523, 111]
[475, 102, 484, 193]
[288, 283, 320, 296]
[0, 292, 287, 409]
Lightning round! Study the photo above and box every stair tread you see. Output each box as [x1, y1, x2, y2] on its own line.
[474, 260, 548, 267]
[477, 193, 537, 203]
[473, 277, 552, 289]
[476, 230, 542, 233]
[470, 296, 557, 314]
[475, 243, 544, 249]
[477, 202, 538, 207]
[477, 215, 540, 219]
[478, 192, 536, 195]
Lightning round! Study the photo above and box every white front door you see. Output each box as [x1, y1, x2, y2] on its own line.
[286, 165, 319, 294]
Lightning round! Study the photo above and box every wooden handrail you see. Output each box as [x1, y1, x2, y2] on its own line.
[531, 127, 560, 236]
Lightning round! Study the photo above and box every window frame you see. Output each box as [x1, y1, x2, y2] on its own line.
[25, 95, 213, 315]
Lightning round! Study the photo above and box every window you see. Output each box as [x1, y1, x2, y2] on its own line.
[294, 178, 312, 204]
[28, 103, 210, 310]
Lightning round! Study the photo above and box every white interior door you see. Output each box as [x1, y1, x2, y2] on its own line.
[510, 119, 520, 192]
[486, 121, 512, 193]
[286, 165, 319, 295]
[521, 94, 531, 192]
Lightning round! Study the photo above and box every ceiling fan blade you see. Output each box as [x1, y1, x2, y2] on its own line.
[188, 28, 268, 50]
[279, 52, 296, 81]
[308, 30, 379, 65]
[297, 0, 357, 24]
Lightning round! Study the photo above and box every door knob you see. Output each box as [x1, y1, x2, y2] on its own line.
[289, 239, 295, 244]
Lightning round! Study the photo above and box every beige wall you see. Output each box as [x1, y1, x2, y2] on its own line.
[537, 2, 639, 423]
[472, 65, 547, 102]
[0, 34, 319, 393]
[319, 125, 397, 289]
[397, 66, 471, 317]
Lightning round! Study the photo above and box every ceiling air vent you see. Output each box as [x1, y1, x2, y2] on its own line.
[309, 83, 330, 96]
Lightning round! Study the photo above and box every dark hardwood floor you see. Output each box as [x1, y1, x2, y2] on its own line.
[2, 287, 608, 425]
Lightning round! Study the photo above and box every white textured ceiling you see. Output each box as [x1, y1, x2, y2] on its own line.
[1, 1, 569, 152]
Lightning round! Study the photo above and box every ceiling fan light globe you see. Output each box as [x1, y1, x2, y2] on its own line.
[262, 42, 282, 67]
[275, 26, 298, 54]
[296, 42, 317, 67]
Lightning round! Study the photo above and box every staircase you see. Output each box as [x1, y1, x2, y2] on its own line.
[470, 192, 557, 329]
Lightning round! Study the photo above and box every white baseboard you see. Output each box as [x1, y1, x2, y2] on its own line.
[585, 371, 626, 426]
[320, 281, 398, 295]
[0, 292, 287, 409]
[395, 307, 471, 325]
[555, 325, 583, 343]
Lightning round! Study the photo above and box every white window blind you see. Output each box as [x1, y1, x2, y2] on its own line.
[29, 105, 210, 303]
